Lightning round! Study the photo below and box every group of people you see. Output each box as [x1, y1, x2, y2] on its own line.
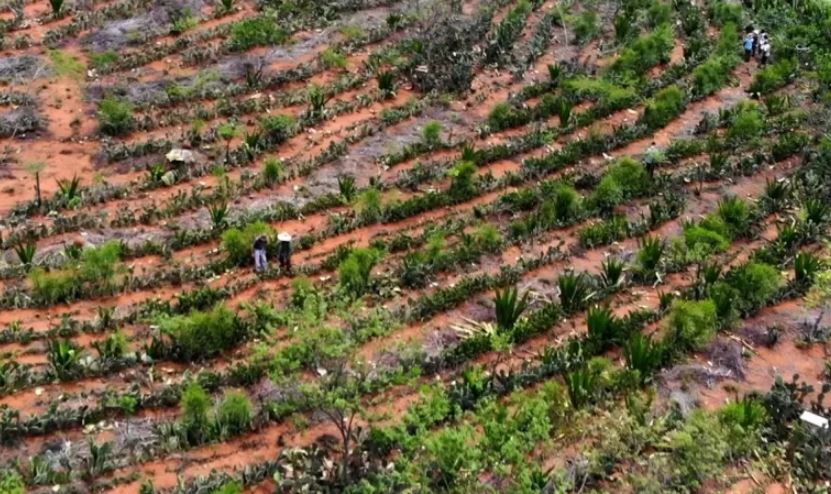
[253, 232, 292, 274]
[743, 27, 772, 66]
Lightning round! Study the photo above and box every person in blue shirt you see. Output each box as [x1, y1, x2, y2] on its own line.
[743, 33, 754, 62]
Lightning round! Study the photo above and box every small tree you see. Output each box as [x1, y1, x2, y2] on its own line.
[217, 122, 240, 162]
[25, 161, 45, 208]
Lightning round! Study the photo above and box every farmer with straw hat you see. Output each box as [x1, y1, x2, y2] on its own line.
[277, 232, 293, 274]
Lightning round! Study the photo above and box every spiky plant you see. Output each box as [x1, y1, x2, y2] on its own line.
[795, 251, 821, 285]
[82, 439, 113, 481]
[547, 63, 562, 84]
[558, 271, 592, 313]
[220, 0, 234, 12]
[565, 367, 597, 408]
[717, 196, 752, 238]
[57, 175, 81, 203]
[208, 201, 228, 230]
[147, 163, 166, 184]
[49, 0, 64, 15]
[338, 175, 357, 202]
[600, 257, 626, 289]
[494, 286, 530, 331]
[47, 338, 84, 381]
[623, 333, 664, 381]
[636, 236, 665, 280]
[14, 240, 36, 269]
[307, 85, 327, 118]
[377, 71, 395, 98]
[586, 305, 621, 352]
[762, 178, 789, 212]
[262, 158, 282, 187]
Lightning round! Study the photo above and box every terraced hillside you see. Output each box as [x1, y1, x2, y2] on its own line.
[0, 0, 830, 492]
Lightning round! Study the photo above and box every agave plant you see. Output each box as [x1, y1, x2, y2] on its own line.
[208, 201, 228, 230]
[762, 178, 790, 212]
[49, 0, 64, 15]
[558, 271, 593, 313]
[636, 236, 665, 281]
[147, 162, 166, 184]
[242, 130, 262, 160]
[220, 0, 234, 12]
[47, 338, 84, 381]
[338, 175, 357, 202]
[600, 257, 626, 289]
[717, 196, 752, 238]
[494, 286, 530, 331]
[547, 63, 562, 84]
[14, 240, 36, 269]
[376, 71, 396, 98]
[794, 251, 821, 285]
[557, 99, 572, 128]
[586, 305, 621, 352]
[803, 198, 829, 226]
[565, 367, 597, 408]
[82, 439, 113, 481]
[57, 175, 81, 203]
[96, 306, 115, 330]
[623, 333, 664, 381]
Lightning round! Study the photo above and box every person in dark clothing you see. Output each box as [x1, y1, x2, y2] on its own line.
[277, 232, 292, 274]
[253, 235, 268, 273]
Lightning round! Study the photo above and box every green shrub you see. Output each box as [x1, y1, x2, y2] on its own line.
[181, 382, 212, 444]
[488, 102, 524, 130]
[422, 121, 443, 146]
[608, 24, 674, 81]
[591, 175, 624, 213]
[262, 157, 283, 186]
[642, 85, 685, 129]
[572, 11, 599, 44]
[709, 281, 739, 325]
[0, 470, 25, 494]
[666, 299, 717, 352]
[215, 390, 253, 438]
[748, 58, 797, 95]
[562, 76, 636, 108]
[692, 56, 735, 97]
[90, 50, 119, 71]
[29, 267, 77, 304]
[546, 182, 582, 222]
[709, 0, 743, 26]
[259, 114, 295, 143]
[98, 97, 134, 136]
[29, 241, 123, 303]
[683, 224, 730, 254]
[727, 101, 764, 142]
[447, 160, 478, 198]
[320, 48, 347, 69]
[221, 221, 273, 266]
[716, 196, 752, 238]
[157, 304, 245, 361]
[211, 481, 243, 494]
[229, 14, 289, 50]
[338, 248, 382, 297]
[422, 425, 481, 491]
[724, 262, 783, 315]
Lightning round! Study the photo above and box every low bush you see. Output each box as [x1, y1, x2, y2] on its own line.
[608, 24, 674, 81]
[716, 196, 752, 238]
[666, 299, 717, 352]
[723, 261, 783, 316]
[683, 223, 730, 254]
[29, 241, 124, 304]
[98, 97, 134, 136]
[641, 85, 685, 129]
[447, 160, 478, 198]
[338, 248, 382, 297]
[572, 11, 599, 44]
[0, 470, 24, 494]
[726, 101, 764, 142]
[157, 304, 245, 361]
[222, 221, 273, 266]
[181, 382, 212, 445]
[749, 58, 797, 95]
[709, 0, 743, 26]
[229, 14, 289, 51]
[214, 390, 253, 438]
[692, 56, 735, 97]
